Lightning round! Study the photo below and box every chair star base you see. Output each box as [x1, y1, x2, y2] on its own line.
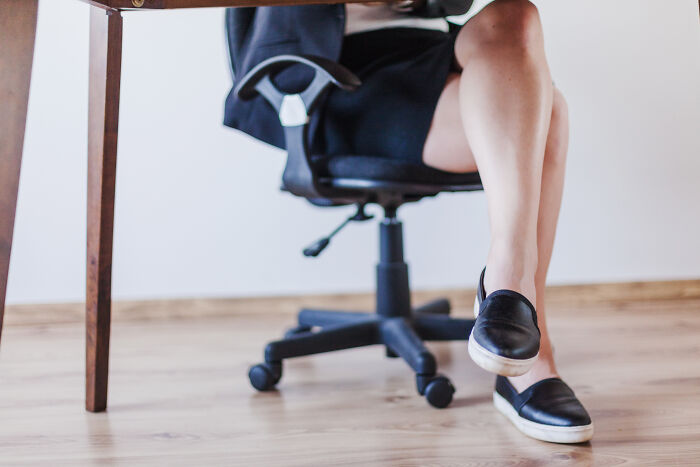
[248, 213, 475, 409]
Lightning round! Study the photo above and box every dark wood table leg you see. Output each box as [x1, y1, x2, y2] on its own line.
[0, 0, 39, 345]
[86, 6, 122, 413]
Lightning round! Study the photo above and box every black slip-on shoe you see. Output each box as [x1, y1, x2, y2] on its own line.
[494, 375, 594, 443]
[468, 268, 540, 376]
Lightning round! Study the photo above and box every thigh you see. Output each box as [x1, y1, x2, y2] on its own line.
[422, 72, 478, 173]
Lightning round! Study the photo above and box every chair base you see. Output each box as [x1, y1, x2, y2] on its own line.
[248, 298, 475, 408]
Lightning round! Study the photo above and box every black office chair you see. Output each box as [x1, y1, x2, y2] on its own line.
[238, 55, 483, 408]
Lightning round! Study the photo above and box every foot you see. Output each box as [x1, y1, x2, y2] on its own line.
[468, 268, 541, 376]
[507, 353, 559, 393]
[493, 375, 594, 444]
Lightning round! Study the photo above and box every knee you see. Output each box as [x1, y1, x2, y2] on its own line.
[456, 0, 544, 57]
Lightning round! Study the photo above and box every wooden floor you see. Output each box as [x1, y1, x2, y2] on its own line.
[1, 287, 699, 466]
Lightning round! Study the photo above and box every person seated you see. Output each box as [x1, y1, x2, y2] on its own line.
[224, 0, 593, 444]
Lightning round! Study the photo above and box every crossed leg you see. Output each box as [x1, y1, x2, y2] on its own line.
[422, 0, 568, 391]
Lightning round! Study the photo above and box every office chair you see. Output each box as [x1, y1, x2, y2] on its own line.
[237, 55, 483, 408]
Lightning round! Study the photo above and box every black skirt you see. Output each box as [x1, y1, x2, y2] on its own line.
[314, 25, 461, 164]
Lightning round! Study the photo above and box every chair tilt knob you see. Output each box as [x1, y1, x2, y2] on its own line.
[303, 203, 374, 258]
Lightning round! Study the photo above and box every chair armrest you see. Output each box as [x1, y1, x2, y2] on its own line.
[234, 55, 362, 120]
[236, 54, 361, 102]
[234, 54, 361, 199]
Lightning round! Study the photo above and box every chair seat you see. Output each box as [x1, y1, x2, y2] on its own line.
[313, 155, 483, 194]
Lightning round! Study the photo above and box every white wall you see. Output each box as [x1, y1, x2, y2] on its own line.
[7, 0, 700, 304]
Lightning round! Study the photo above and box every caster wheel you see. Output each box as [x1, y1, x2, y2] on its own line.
[248, 362, 282, 391]
[424, 376, 455, 409]
[284, 325, 312, 339]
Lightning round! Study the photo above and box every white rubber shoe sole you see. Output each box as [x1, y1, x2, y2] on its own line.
[469, 297, 538, 377]
[468, 335, 538, 376]
[493, 392, 594, 444]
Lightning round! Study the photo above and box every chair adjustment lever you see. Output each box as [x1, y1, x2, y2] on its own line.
[303, 204, 374, 258]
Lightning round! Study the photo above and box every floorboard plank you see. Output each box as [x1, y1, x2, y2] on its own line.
[0, 293, 699, 465]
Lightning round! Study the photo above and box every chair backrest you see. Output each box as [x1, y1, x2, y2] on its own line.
[234, 54, 482, 208]
[235, 54, 361, 201]
[224, 8, 254, 81]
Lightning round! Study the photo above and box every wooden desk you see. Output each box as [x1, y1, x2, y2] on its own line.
[0, 0, 366, 413]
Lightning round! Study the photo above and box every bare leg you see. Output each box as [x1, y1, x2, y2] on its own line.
[508, 88, 568, 392]
[425, 87, 568, 391]
[455, 0, 552, 304]
[423, 1, 569, 391]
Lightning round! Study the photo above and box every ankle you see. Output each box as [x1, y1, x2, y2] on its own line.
[484, 255, 538, 305]
[507, 357, 559, 393]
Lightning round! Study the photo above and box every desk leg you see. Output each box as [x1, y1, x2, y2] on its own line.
[86, 6, 122, 413]
[0, 0, 39, 344]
